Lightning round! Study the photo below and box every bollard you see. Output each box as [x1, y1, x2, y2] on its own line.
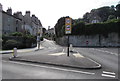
[13, 48, 17, 58]
[38, 42, 40, 50]
[70, 44, 73, 52]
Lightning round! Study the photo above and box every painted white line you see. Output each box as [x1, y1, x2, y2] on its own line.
[72, 51, 84, 58]
[73, 53, 84, 58]
[103, 71, 115, 75]
[49, 52, 65, 56]
[2, 60, 95, 75]
[101, 74, 115, 78]
[86, 57, 101, 68]
[92, 49, 118, 56]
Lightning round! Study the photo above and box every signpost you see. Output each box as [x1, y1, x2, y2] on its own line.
[65, 18, 72, 57]
[65, 18, 72, 34]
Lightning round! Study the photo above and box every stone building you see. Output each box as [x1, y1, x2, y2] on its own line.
[1, 3, 43, 36]
[46, 28, 55, 35]
[1, 4, 22, 34]
[13, 11, 43, 36]
[0, 3, 2, 35]
[88, 9, 102, 23]
[83, 9, 102, 24]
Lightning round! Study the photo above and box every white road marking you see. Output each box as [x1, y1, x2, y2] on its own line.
[73, 53, 84, 58]
[49, 52, 65, 56]
[91, 48, 118, 56]
[86, 57, 102, 68]
[102, 71, 116, 78]
[103, 71, 115, 75]
[2, 60, 95, 75]
[101, 74, 115, 78]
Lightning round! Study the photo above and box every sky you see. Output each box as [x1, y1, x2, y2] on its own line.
[0, 0, 120, 29]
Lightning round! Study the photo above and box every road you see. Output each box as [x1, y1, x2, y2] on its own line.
[2, 39, 119, 80]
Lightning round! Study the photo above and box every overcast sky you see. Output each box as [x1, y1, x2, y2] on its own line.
[1, 0, 119, 29]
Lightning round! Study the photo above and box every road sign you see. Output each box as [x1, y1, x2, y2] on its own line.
[65, 18, 72, 34]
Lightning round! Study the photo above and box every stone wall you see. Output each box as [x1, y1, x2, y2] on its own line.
[56, 33, 119, 47]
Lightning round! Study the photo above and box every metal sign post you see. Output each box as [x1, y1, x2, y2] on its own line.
[65, 18, 72, 57]
[67, 36, 69, 56]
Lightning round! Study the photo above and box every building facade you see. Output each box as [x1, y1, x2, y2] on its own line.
[0, 3, 2, 36]
[2, 8, 22, 34]
[1, 3, 43, 36]
[88, 10, 102, 23]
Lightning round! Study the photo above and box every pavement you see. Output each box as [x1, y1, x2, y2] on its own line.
[0, 45, 44, 54]
[9, 50, 102, 69]
[1, 39, 102, 69]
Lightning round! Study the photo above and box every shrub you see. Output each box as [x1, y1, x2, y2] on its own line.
[40, 37, 43, 41]
[0, 39, 2, 50]
[3, 40, 22, 50]
[10, 32, 23, 36]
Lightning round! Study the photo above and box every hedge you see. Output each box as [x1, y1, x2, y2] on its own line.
[71, 19, 119, 36]
[56, 19, 120, 37]
[3, 40, 23, 50]
[2, 33, 37, 50]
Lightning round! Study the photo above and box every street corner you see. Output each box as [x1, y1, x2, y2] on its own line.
[85, 57, 102, 69]
[71, 51, 102, 69]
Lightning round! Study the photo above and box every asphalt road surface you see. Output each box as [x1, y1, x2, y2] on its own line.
[2, 39, 119, 80]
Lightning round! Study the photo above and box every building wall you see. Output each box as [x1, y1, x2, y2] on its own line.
[2, 12, 22, 34]
[0, 4, 2, 36]
[56, 33, 119, 47]
[1, 3, 42, 36]
[2, 12, 15, 34]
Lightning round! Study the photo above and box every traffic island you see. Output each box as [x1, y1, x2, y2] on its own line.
[9, 51, 102, 69]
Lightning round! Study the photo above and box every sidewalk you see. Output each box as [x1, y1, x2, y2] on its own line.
[10, 51, 102, 69]
[0, 45, 44, 54]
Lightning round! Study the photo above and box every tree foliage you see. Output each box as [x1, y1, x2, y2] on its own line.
[54, 4, 120, 38]
[54, 17, 120, 37]
[54, 16, 69, 37]
[116, 4, 120, 18]
[97, 6, 116, 22]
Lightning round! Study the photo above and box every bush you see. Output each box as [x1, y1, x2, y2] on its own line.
[40, 37, 44, 41]
[2, 32, 37, 49]
[10, 32, 23, 36]
[3, 40, 22, 50]
[0, 39, 2, 50]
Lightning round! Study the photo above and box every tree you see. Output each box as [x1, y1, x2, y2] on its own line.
[97, 6, 115, 22]
[83, 12, 90, 23]
[116, 4, 120, 18]
[42, 28, 46, 34]
[54, 16, 70, 37]
[108, 15, 116, 20]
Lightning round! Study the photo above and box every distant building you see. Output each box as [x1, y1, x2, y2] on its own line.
[83, 9, 102, 24]
[45, 27, 55, 40]
[45, 27, 55, 35]
[1, 3, 43, 36]
[88, 10, 102, 23]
